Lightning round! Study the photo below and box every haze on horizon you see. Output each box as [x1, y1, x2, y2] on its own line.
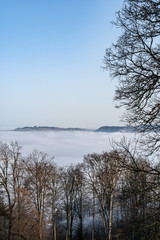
[0, 0, 124, 129]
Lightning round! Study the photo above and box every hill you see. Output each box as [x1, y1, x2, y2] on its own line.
[14, 126, 90, 132]
[14, 126, 133, 133]
[95, 126, 133, 132]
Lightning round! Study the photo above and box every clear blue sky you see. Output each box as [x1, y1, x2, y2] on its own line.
[0, 0, 124, 129]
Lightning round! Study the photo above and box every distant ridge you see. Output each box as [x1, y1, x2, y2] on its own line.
[95, 126, 134, 133]
[14, 126, 133, 133]
[14, 126, 90, 132]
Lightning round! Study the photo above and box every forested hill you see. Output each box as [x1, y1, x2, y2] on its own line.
[14, 126, 133, 132]
[95, 126, 133, 132]
[14, 126, 90, 132]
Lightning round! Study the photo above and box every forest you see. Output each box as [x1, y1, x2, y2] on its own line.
[0, 139, 160, 240]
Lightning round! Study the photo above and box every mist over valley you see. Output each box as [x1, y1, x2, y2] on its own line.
[0, 127, 134, 166]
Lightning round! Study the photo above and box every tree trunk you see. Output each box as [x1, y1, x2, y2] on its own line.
[66, 203, 70, 240]
[79, 195, 83, 240]
[52, 208, 57, 240]
[53, 221, 56, 240]
[8, 213, 12, 240]
[70, 210, 73, 240]
[52, 195, 57, 240]
[7, 190, 13, 240]
[92, 189, 95, 240]
[38, 212, 43, 240]
[100, 198, 108, 240]
[109, 191, 114, 240]
[101, 212, 108, 240]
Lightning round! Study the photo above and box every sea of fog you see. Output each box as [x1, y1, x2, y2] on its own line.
[0, 130, 135, 166]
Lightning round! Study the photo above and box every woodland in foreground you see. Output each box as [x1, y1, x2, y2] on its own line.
[0, 140, 160, 240]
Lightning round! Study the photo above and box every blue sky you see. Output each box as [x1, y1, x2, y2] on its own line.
[0, 0, 124, 129]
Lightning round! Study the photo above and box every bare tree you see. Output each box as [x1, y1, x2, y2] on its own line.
[60, 165, 85, 240]
[47, 164, 61, 240]
[12, 186, 41, 240]
[24, 150, 54, 240]
[72, 164, 84, 240]
[104, 0, 160, 154]
[84, 151, 122, 240]
[60, 166, 77, 240]
[114, 138, 160, 239]
[0, 141, 23, 240]
[83, 154, 98, 240]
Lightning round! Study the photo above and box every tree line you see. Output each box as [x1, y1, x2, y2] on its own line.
[0, 140, 160, 240]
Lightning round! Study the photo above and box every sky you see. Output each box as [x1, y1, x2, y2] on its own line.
[0, 0, 124, 130]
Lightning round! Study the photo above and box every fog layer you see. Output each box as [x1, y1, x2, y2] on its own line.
[0, 131, 134, 166]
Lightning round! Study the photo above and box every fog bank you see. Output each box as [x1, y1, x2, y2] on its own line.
[0, 130, 135, 166]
